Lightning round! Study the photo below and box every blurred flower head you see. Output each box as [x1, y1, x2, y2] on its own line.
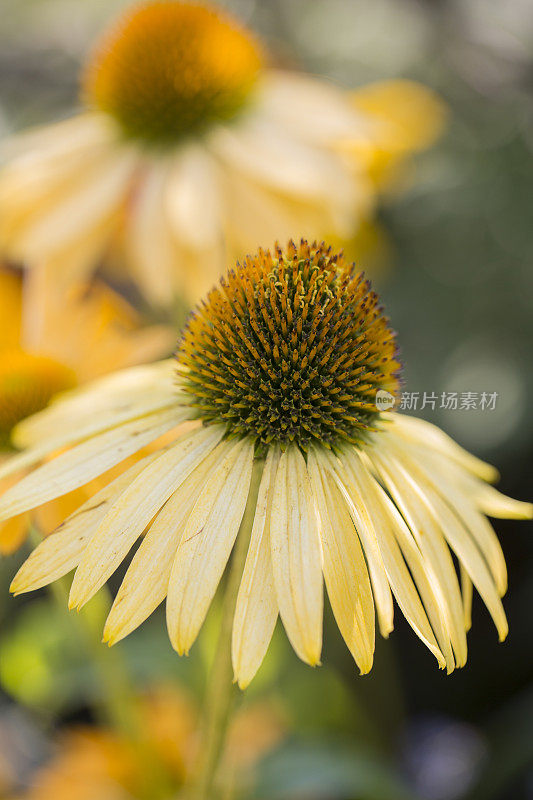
[1, 240, 530, 687]
[0, 0, 445, 308]
[0, 266, 172, 554]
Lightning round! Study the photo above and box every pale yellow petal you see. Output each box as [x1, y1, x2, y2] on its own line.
[370, 449, 467, 668]
[307, 448, 374, 674]
[166, 437, 255, 655]
[0, 113, 114, 165]
[10, 148, 135, 261]
[213, 117, 359, 220]
[232, 448, 280, 689]
[402, 465, 508, 642]
[348, 452, 447, 670]
[260, 70, 371, 146]
[126, 161, 181, 306]
[166, 145, 221, 250]
[14, 360, 177, 449]
[471, 481, 533, 520]
[322, 449, 394, 638]
[388, 414, 499, 483]
[0, 115, 116, 247]
[10, 452, 159, 594]
[0, 408, 184, 521]
[364, 459, 455, 672]
[69, 425, 224, 609]
[103, 443, 225, 645]
[461, 565, 473, 633]
[390, 440, 508, 597]
[270, 445, 323, 666]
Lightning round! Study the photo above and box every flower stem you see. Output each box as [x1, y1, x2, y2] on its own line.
[187, 459, 262, 800]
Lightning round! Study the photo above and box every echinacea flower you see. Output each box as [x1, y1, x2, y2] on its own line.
[2, 241, 530, 688]
[0, 266, 172, 553]
[0, 1, 445, 308]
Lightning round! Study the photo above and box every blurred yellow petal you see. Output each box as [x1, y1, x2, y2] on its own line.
[0, 269, 22, 351]
[352, 79, 447, 153]
[350, 79, 447, 190]
[0, 514, 28, 555]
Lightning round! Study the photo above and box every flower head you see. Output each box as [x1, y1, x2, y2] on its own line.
[0, 350, 76, 449]
[3, 241, 527, 687]
[178, 240, 401, 448]
[84, 1, 263, 146]
[0, 2, 446, 308]
[0, 268, 172, 553]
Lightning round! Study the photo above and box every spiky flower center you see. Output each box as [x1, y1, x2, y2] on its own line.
[84, 1, 263, 146]
[0, 351, 76, 449]
[177, 240, 402, 449]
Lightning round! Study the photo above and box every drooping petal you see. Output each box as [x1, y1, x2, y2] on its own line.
[0, 115, 117, 251]
[322, 449, 394, 638]
[103, 443, 225, 645]
[166, 145, 221, 251]
[370, 449, 467, 669]
[470, 480, 533, 520]
[0, 408, 185, 521]
[9, 148, 135, 262]
[259, 70, 372, 146]
[387, 446, 508, 641]
[270, 445, 323, 666]
[166, 437, 254, 655]
[10, 452, 159, 594]
[388, 413, 499, 483]
[13, 360, 177, 450]
[232, 448, 280, 689]
[461, 565, 473, 633]
[126, 160, 182, 306]
[307, 447, 374, 674]
[69, 424, 224, 609]
[346, 450, 448, 670]
[389, 438, 508, 596]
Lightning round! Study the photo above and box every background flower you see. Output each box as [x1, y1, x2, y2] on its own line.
[0, 0, 444, 311]
[0, 267, 172, 553]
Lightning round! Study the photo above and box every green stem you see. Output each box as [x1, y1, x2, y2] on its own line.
[186, 460, 262, 800]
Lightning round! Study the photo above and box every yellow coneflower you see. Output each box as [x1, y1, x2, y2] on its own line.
[2, 241, 530, 688]
[0, 267, 172, 553]
[0, 1, 445, 307]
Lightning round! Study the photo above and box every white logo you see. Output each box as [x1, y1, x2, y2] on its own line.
[375, 390, 395, 411]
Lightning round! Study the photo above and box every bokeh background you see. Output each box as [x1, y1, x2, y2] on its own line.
[0, 1, 532, 798]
